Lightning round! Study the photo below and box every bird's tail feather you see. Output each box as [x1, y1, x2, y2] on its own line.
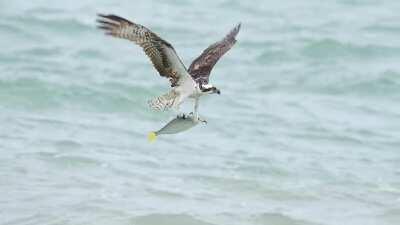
[148, 90, 179, 111]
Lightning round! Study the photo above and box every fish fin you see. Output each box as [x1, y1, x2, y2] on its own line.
[148, 132, 157, 142]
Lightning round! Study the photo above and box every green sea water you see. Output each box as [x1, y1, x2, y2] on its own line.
[1, 1, 400, 225]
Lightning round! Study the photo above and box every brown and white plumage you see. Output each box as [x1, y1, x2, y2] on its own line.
[97, 14, 197, 112]
[97, 14, 240, 118]
[188, 23, 241, 87]
[97, 14, 189, 87]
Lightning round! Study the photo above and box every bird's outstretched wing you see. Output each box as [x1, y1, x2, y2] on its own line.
[188, 23, 241, 85]
[97, 14, 189, 87]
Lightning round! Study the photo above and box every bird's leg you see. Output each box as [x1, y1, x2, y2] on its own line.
[174, 92, 188, 119]
[172, 99, 187, 119]
[192, 97, 206, 124]
[173, 105, 183, 118]
[194, 97, 199, 119]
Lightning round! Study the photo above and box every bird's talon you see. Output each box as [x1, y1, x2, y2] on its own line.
[177, 113, 187, 119]
[197, 117, 207, 124]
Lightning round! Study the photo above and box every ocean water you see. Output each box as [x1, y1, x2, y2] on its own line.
[1, 0, 400, 225]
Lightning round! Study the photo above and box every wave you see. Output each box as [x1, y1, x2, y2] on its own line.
[252, 213, 320, 225]
[342, 71, 400, 95]
[364, 24, 400, 34]
[301, 38, 400, 60]
[311, 70, 400, 96]
[256, 49, 295, 64]
[130, 214, 216, 225]
[0, 78, 152, 112]
[2, 14, 93, 37]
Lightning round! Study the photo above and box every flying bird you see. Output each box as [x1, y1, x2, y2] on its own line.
[97, 14, 240, 120]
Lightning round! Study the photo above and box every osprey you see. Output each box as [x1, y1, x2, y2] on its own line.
[97, 14, 240, 120]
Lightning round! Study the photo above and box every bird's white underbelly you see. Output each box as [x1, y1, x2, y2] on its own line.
[188, 86, 204, 99]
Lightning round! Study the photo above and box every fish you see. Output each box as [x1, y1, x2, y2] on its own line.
[148, 114, 205, 142]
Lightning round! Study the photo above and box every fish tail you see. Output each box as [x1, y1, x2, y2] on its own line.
[147, 132, 157, 142]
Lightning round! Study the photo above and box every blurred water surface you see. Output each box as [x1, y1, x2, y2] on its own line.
[1, 0, 400, 225]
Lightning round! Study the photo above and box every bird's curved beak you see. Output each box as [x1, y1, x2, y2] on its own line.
[216, 89, 221, 95]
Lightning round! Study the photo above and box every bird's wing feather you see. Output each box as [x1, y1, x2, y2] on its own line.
[97, 14, 190, 87]
[188, 23, 241, 85]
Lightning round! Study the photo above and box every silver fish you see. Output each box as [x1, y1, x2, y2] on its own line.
[148, 114, 205, 142]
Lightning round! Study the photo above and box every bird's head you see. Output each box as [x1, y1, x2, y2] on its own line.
[201, 84, 221, 95]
